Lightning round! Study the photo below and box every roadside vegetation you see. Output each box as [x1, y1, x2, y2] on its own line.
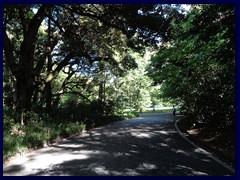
[148, 5, 235, 166]
[4, 4, 234, 165]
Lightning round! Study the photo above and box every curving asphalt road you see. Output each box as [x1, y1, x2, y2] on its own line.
[3, 112, 235, 176]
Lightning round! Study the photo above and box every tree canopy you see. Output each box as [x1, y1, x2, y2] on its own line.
[3, 4, 182, 114]
[148, 4, 235, 127]
[3, 4, 235, 161]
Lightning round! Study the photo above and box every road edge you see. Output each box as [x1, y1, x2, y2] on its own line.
[174, 119, 235, 174]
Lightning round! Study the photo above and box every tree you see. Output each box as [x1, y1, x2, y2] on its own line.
[4, 4, 183, 119]
[148, 5, 235, 127]
[109, 49, 157, 112]
[4, 5, 49, 112]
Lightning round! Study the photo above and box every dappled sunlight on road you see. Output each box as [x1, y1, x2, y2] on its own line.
[158, 130, 169, 135]
[3, 148, 91, 176]
[3, 113, 234, 176]
[131, 132, 151, 138]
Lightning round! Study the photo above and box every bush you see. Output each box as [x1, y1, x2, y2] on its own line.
[56, 100, 120, 129]
[3, 133, 27, 160]
[61, 122, 85, 137]
[3, 100, 127, 161]
[121, 111, 139, 119]
[49, 127, 61, 142]
[24, 120, 50, 148]
[3, 108, 28, 160]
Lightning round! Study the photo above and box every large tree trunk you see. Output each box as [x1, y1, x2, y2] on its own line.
[4, 5, 49, 115]
[15, 70, 34, 112]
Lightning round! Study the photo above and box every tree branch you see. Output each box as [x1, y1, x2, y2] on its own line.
[3, 30, 16, 75]
[62, 5, 129, 35]
[20, 5, 52, 63]
[53, 91, 91, 102]
[45, 52, 74, 83]
[26, 5, 51, 42]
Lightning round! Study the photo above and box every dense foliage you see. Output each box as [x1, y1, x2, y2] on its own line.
[3, 4, 235, 161]
[3, 4, 181, 114]
[148, 5, 235, 128]
[3, 4, 181, 160]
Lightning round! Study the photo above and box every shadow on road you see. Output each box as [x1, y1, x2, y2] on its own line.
[4, 113, 234, 176]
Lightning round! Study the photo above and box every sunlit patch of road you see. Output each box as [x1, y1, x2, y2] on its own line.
[3, 113, 234, 176]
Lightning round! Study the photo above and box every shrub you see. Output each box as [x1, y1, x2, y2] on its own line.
[48, 127, 61, 142]
[119, 111, 139, 119]
[60, 122, 85, 137]
[25, 123, 49, 148]
[3, 127, 27, 160]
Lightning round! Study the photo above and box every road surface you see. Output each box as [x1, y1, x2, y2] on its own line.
[3, 112, 234, 176]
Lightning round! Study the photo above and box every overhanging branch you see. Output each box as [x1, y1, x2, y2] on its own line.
[53, 91, 91, 102]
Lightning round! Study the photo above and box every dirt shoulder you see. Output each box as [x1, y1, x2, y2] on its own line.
[176, 117, 235, 168]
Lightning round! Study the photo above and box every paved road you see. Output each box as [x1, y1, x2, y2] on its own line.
[3, 113, 234, 176]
